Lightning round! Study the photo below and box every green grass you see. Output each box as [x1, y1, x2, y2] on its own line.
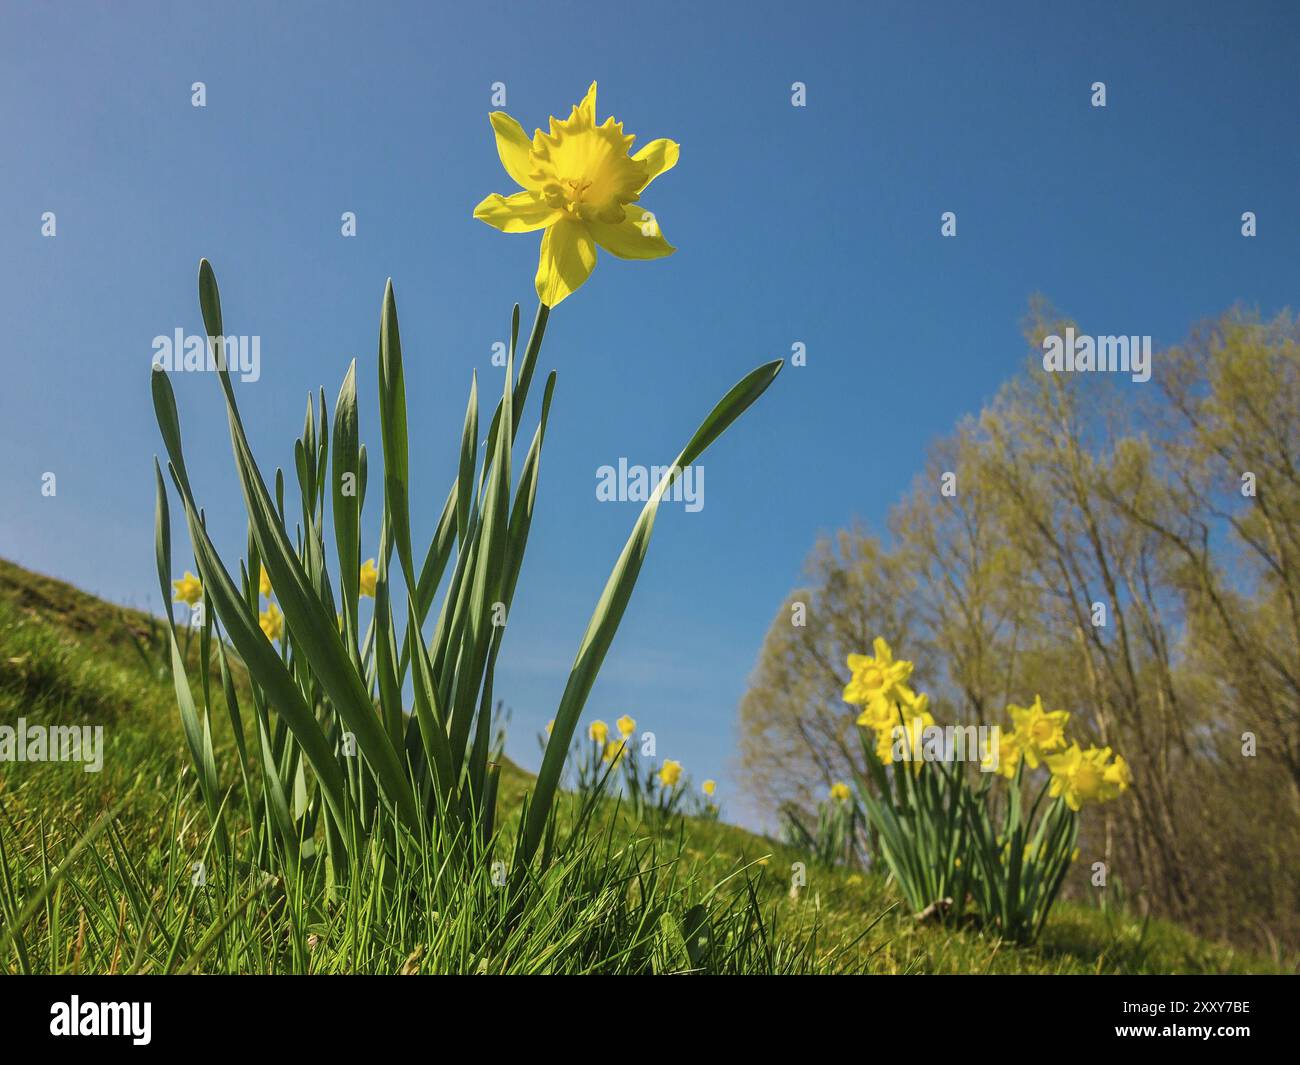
[0, 557, 1290, 974]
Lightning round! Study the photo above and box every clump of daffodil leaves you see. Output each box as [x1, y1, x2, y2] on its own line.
[474, 81, 678, 307]
[150, 79, 781, 939]
[838, 639, 1132, 944]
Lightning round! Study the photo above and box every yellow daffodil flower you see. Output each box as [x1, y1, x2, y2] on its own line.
[658, 759, 682, 788]
[616, 714, 636, 739]
[358, 558, 378, 598]
[702, 779, 716, 796]
[588, 719, 608, 745]
[1044, 743, 1125, 810]
[845, 638, 915, 726]
[856, 695, 904, 734]
[1008, 695, 1070, 768]
[473, 82, 679, 307]
[829, 781, 851, 802]
[1104, 754, 1132, 794]
[603, 739, 628, 766]
[259, 602, 284, 642]
[172, 571, 203, 606]
[981, 727, 1023, 779]
[874, 691, 935, 769]
[259, 568, 272, 598]
[859, 686, 923, 741]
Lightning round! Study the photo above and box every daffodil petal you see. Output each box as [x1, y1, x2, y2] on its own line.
[589, 204, 675, 260]
[473, 191, 562, 233]
[489, 111, 536, 189]
[535, 218, 597, 307]
[575, 81, 597, 126]
[633, 138, 680, 191]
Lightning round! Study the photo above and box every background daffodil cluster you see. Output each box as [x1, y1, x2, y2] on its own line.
[983, 696, 1131, 810]
[838, 636, 1134, 942]
[587, 712, 637, 766]
[844, 640, 1132, 808]
[843, 638, 935, 769]
[190, 557, 381, 645]
[552, 713, 717, 824]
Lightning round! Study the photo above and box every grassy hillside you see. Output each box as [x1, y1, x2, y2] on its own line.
[0, 557, 1290, 974]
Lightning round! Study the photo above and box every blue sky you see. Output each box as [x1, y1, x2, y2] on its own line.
[2, 0, 1296, 827]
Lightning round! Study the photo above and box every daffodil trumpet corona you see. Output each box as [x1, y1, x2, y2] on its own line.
[474, 81, 679, 308]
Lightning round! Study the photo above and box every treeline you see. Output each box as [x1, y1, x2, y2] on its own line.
[739, 302, 1300, 952]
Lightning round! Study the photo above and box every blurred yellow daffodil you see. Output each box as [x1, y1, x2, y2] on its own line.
[616, 714, 636, 739]
[702, 779, 716, 796]
[1044, 743, 1125, 810]
[981, 727, 1023, 779]
[359, 558, 378, 598]
[1104, 753, 1132, 793]
[1007, 696, 1069, 768]
[588, 719, 608, 745]
[845, 638, 915, 725]
[473, 82, 679, 307]
[259, 568, 272, 598]
[658, 759, 682, 788]
[874, 690, 935, 769]
[829, 781, 851, 802]
[172, 571, 203, 606]
[259, 602, 284, 642]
